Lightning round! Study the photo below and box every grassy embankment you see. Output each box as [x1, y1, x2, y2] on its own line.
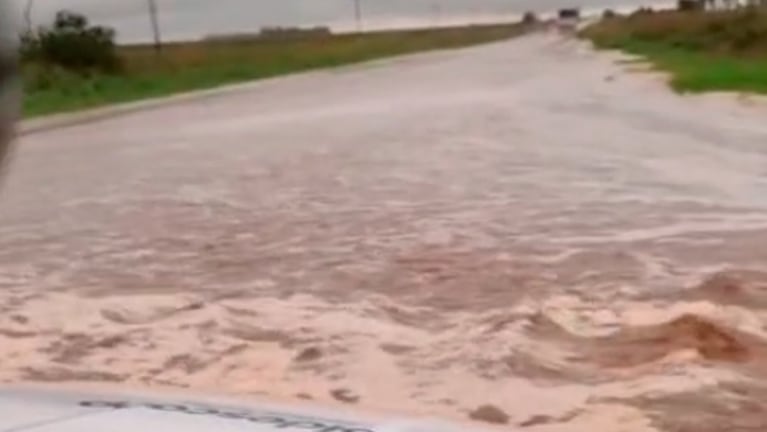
[24, 24, 529, 117]
[581, 8, 767, 93]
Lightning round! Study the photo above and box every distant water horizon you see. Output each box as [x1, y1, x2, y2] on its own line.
[11, 0, 674, 43]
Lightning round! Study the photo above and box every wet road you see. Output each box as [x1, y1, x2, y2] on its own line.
[3, 34, 767, 431]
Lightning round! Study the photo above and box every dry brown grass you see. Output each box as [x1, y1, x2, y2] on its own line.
[583, 7, 767, 54]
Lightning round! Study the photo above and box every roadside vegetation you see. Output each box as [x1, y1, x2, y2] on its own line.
[22, 10, 534, 117]
[581, 3, 767, 93]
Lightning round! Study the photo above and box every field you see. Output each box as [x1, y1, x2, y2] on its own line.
[24, 23, 530, 117]
[581, 8, 767, 93]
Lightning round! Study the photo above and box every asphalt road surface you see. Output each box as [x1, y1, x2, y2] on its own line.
[2, 34, 767, 431]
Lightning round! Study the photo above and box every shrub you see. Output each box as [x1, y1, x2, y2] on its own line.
[521, 11, 539, 25]
[24, 10, 120, 74]
[677, 0, 705, 11]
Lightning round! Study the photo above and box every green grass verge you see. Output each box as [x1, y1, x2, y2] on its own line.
[581, 8, 767, 94]
[24, 24, 529, 118]
[590, 37, 767, 93]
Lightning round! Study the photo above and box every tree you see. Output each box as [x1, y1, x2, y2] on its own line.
[25, 10, 120, 73]
[677, 0, 705, 10]
[521, 11, 539, 25]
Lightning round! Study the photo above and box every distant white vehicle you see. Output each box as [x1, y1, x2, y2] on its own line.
[556, 8, 581, 33]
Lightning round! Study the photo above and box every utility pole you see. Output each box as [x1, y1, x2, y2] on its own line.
[23, 0, 34, 34]
[353, 0, 362, 33]
[148, 0, 162, 53]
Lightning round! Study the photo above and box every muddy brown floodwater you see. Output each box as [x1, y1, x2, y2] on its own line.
[2, 33, 767, 431]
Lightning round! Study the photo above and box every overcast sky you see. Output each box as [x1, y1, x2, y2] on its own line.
[8, 0, 664, 42]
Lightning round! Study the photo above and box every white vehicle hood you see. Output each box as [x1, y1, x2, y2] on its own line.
[0, 387, 497, 432]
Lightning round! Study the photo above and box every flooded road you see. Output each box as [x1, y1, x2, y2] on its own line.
[2, 34, 767, 430]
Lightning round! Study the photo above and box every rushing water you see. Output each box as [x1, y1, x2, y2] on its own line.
[11, 0, 671, 43]
[3, 33, 767, 431]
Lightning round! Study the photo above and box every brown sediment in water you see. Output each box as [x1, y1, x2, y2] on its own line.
[592, 314, 753, 366]
[526, 310, 762, 370]
[468, 404, 510, 425]
[631, 383, 767, 432]
[680, 271, 767, 308]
